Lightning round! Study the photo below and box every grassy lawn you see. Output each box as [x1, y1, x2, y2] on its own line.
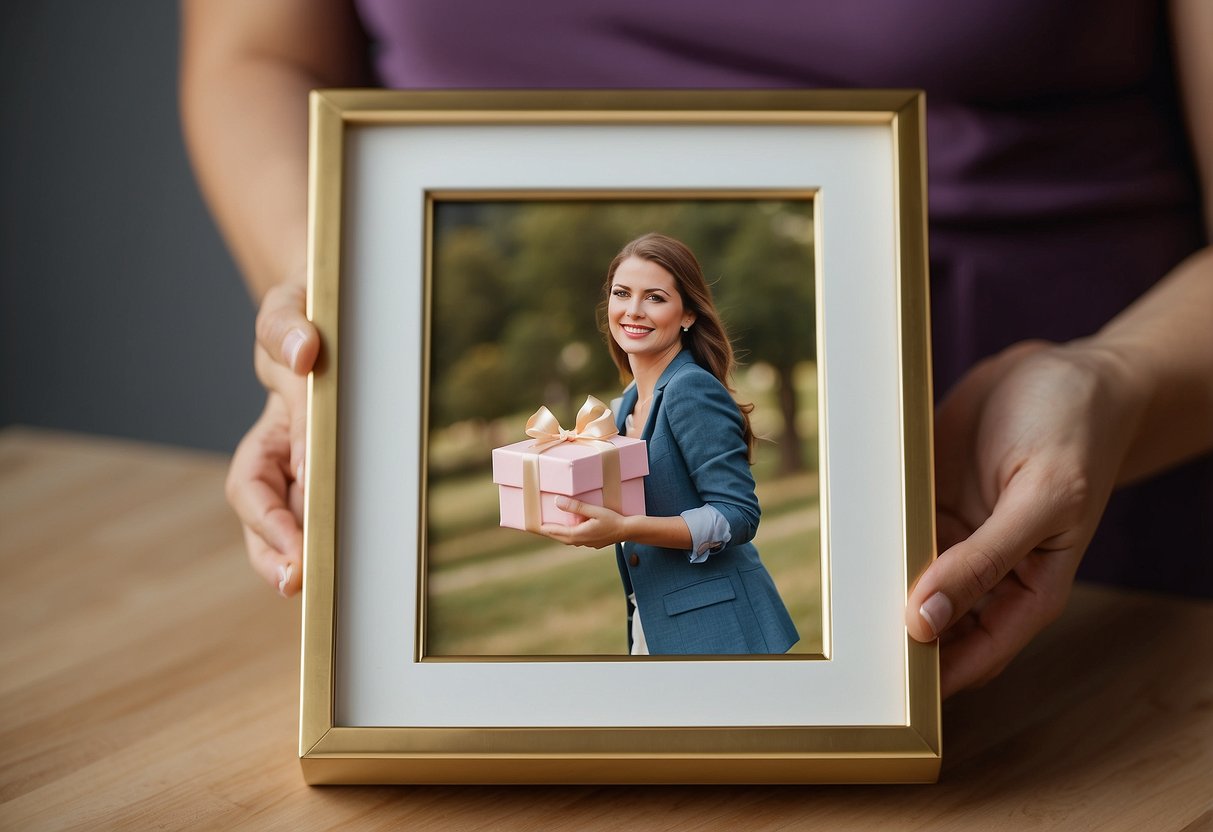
[423, 360, 823, 657]
[427, 549, 627, 655]
[425, 492, 822, 657]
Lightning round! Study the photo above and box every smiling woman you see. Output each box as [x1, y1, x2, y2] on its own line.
[608, 259, 693, 368]
[421, 196, 821, 659]
[536, 233, 799, 656]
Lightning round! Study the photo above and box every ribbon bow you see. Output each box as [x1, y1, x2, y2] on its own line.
[517, 396, 623, 531]
[525, 396, 618, 451]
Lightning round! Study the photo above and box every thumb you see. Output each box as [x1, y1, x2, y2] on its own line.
[907, 472, 1061, 642]
[255, 284, 319, 375]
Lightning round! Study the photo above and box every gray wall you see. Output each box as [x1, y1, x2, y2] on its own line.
[1, 2, 263, 453]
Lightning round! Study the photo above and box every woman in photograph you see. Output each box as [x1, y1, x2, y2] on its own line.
[537, 233, 799, 655]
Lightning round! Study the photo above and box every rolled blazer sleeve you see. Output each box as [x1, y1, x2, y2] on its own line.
[662, 368, 761, 547]
[680, 504, 731, 562]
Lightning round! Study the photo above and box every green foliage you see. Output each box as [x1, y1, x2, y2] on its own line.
[428, 198, 815, 429]
[717, 206, 816, 371]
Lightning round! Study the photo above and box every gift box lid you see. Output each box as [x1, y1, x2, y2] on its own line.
[491, 436, 648, 497]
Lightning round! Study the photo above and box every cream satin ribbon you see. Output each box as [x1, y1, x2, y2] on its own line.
[521, 396, 622, 531]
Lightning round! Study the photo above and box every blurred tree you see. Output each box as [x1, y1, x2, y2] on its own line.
[441, 342, 514, 421]
[430, 199, 815, 477]
[429, 224, 511, 424]
[715, 204, 815, 474]
[628, 200, 815, 472]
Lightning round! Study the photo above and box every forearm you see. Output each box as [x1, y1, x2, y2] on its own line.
[1085, 245, 1213, 484]
[181, 63, 311, 299]
[179, 0, 368, 300]
[620, 514, 694, 550]
[1097, 0, 1213, 480]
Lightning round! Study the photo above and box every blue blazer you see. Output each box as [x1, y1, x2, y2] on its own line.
[614, 350, 799, 655]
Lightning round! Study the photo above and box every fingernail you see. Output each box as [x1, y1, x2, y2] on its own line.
[919, 592, 953, 638]
[296, 461, 305, 484]
[277, 563, 294, 597]
[555, 496, 570, 510]
[283, 329, 306, 372]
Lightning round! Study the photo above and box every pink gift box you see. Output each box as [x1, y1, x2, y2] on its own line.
[492, 436, 648, 530]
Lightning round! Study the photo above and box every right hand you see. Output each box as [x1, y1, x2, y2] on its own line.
[226, 285, 319, 597]
[906, 339, 1143, 697]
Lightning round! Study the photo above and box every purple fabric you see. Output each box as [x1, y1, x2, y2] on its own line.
[355, 0, 1211, 594]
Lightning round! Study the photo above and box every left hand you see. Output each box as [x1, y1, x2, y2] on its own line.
[538, 497, 630, 549]
[907, 339, 1147, 698]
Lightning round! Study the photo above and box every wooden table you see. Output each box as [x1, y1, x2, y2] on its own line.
[1, 427, 1210, 831]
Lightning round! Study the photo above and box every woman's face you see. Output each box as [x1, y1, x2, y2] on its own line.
[607, 256, 695, 366]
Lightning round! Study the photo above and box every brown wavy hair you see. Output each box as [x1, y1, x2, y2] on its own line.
[601, 232, 755, 460]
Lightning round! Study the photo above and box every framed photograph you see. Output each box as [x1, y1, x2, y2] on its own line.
[301, 90, 938, 784]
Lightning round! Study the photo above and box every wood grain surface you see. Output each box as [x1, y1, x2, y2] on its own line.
[1, 427, 1210, 831]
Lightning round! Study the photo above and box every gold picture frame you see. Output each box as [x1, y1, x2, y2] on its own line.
[300, 90, 938, 784]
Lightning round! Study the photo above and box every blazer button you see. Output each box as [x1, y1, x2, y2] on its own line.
[629, 553, 640, 567]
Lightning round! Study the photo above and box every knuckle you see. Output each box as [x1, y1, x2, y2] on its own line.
[254, 305, 280, 350]
[225, 444, 254, 505]
[259, 504, 282, 534]
[960, 545, 1008, 598]
[1031, 463, 1093, 535]
[255, 290, 305, 356]
[223, 469, 240, 506]
[1007, 338, 1053, 358]
[1054, 470, 1091, 520]
[255, 323, 285, 363]
[253, 346, 273, 384]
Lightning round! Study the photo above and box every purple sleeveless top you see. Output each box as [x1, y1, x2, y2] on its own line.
[355, 0, 1211, 595]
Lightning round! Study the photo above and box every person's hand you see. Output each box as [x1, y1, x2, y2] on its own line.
[227, 392, 305, 595]
[226, 284, 319, 597]
[906, 339, 1147, 697]
[538, 496, 629, 549]
[253, 284, 319, 480]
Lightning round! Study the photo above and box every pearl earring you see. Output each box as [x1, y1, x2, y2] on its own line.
[682, 324, 691, 332]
